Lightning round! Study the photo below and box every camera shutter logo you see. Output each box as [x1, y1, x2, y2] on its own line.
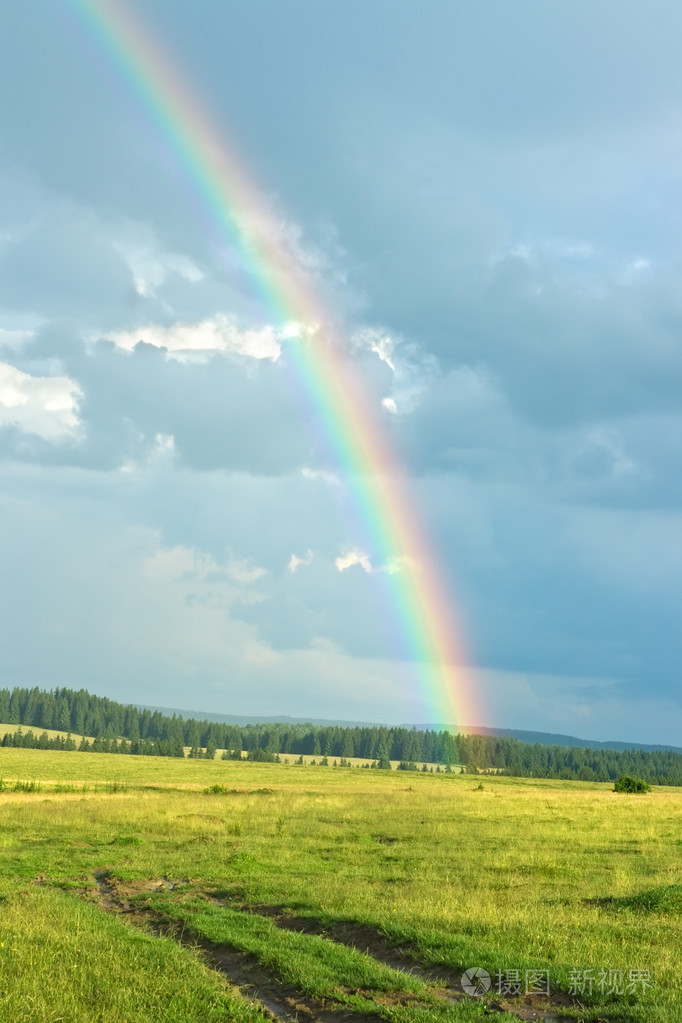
[461, 967, 491, 996]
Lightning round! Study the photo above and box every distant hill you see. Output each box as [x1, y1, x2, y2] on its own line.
[136, 705, 382, 729]
[4, 686, 681, 784]
[408, 724, 682, 755]
[138, 704, 682, 754]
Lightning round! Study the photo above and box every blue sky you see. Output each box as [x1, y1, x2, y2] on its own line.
[1, 0, 681, 742]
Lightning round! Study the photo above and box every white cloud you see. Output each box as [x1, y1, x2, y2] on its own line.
[105, 314, 297, 361]
[502, 238, 596, 264]
[133, 277, 150, 298]
[620, 256, 652, 285]
[335, 548, 373, 573]
[353, 324, 440, 414]
[333, 549, 413, 575]
[288, 550, 313, 572]
[0, 362, 81, 439]
[0, 328, 36, 350]
[301, 466, 340, 486]
[144, 543, 266, 586]
[119, 433, 176, 475]
[240, 208, 329, 277]
[143, 544, 215, 583]
[353, 327, 396, 371]
[225, 555, 268, 584]
[153, 433, 175, 456]
[112, 232, 204, 299]
[378, 555, 414, 575]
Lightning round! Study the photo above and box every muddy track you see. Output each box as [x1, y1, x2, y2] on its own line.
[88, 874, 594, 1023]
[208, 896, 457, 984]
[92, 873, 414, 1023]
[205, 892, 578, 1023]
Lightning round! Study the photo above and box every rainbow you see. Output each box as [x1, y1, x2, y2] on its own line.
[69, 0, 480, 729]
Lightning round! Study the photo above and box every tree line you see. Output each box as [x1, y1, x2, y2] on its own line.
[0, 686, 459, 763]
[457, 733, 682, 785]
[1, 685, 681, 784]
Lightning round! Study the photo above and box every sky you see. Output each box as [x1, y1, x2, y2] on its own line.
[1, 0, 681, 743]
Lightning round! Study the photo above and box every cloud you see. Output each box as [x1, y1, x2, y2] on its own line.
[3, 1, 682, 742]
[0, 362, 81, 439]
[353, 327, 396, 371]
[119, 433, 176, 475]
[333, 549, 412, 577]
[111, 233, 205, 299]
[300, 467, 340, 486]
[351, 325, 441, 415]
[0, 328, 37, 351]
[288, 550, 313, 573]
[240, 208, 330, 278]
[104, 314, 297, 361]
[379, 555, 414, 575]
[0, 326, 323, 474]
[0, 199, 136, 325]
[475, 667, 682, 745]
[335, 549, 372, 573]
[570, 428, 637, 481]
[225, 554, 268, 584]
[144, 543, 266, 587]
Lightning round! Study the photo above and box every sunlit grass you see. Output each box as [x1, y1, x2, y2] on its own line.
[0, 748, 680, 1020]
[0, 884, 268, 1023]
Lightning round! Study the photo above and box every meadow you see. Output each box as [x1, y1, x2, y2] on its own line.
[0, 748, 680, 1022]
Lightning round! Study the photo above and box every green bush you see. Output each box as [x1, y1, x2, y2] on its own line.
[614, 775, 651, 793]
[246, 748, 279, 763]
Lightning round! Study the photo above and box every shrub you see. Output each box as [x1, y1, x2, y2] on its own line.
[13, 780, 41, 792]
[614, 775, 651, 793]
[104, 780, 129, 793]
[246, 748, 279, 763]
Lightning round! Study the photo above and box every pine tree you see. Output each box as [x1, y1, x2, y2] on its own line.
[377, 742, 392, 770]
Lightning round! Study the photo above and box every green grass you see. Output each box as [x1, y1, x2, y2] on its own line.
[0, 778, 42, 792]
[0, 884, 269, 1023]
[617, 883, 682, 914]
[0, 747, 680, 1021]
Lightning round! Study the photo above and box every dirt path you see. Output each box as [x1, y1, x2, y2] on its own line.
[87, 874, 596, 1023]
[205, 892, 576, 1023]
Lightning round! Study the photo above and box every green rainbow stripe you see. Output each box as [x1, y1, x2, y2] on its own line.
[70, 0, 480, 729]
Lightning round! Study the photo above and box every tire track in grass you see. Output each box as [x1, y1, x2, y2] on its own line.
[92, 873, 385, 1023]
[208, 895, 456, 987]
[203, 892, 598, 1023]
[91, 874, 579, 1023]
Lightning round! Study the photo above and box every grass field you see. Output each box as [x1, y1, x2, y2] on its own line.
[0, 722, 94, 743]
[0, 727, 458, 771]
[0, 748, 680, 1022]
[226, 752, 459, 770]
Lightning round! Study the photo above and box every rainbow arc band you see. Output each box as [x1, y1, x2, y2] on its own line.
[70, 0, 480, 728]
